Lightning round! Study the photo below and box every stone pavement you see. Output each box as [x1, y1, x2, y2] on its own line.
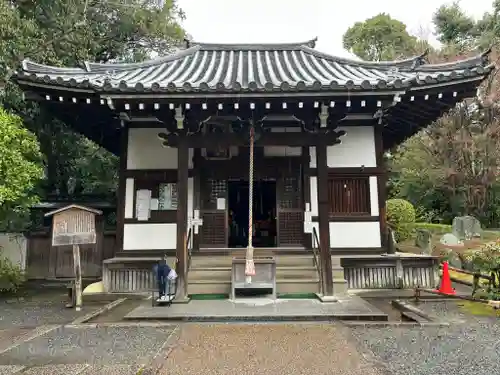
[125, 296, 388, 322]
[153, 323, 390, 375]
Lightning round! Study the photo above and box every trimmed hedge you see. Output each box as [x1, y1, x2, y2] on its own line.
[412, 223, 452, 235]
[386, 199, 416, 242]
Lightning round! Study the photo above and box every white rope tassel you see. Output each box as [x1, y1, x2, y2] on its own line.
[245, 125, 256, 283]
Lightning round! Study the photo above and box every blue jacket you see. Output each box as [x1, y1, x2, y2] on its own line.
[153, 262, 172, 280]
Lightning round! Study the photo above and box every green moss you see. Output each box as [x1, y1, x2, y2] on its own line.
[458, 301, 500, 317]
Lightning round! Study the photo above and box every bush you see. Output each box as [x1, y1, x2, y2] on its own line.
[0, 252, 25, 294]
[463, 241, 500, 300]
[386, 199, 416, 242]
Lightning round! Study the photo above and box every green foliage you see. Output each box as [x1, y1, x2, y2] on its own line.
[389, 103, 500, 227]
[386, 199, 416, 242]
[0, 107, 43, 231]
[464, 241, 500, 299]
[0, 251, 25, 294]
[433, 2, 477, 49]
[0, 1, 186, 230]
[412, 222, 452, 235]
[342, 13, 418, 61]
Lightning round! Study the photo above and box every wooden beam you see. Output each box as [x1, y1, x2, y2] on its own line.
[176, 140, 189, 300]
[163, 131, 344, 148]
[316, 143, 333, 296]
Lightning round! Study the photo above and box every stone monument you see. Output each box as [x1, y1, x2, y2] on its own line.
[440, 233, 464, 247]
[452, 216, 482, 240]
[415, 229, 432, 255]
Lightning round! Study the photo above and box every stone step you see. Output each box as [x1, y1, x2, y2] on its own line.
[331, 256, 342, 267]
[275, 256, 315, 267]
[332, 278, 348, 295]
[189, 267, 232, 281]
[331, 267, 345, 279]
[276, 267, 318, 279]
[189, 265, 318, 279]
[276, 279, 320, 294]
[190, 255, 315, 268]
[187, 281, 231, 295]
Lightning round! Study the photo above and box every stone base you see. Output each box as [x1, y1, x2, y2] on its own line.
[124, 297, 388, 322]
[315, 294, 338, 303]
[172, 296, 191, 304]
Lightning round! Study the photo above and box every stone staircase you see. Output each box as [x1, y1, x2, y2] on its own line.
[187, 250, 347, 296]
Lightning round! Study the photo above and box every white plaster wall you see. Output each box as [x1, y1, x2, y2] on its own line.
[309, 126, 376, 168]
[123, 223, 177, 250]
[329, 222, 381, 248]
[187, 177, 193, 221]
[127, 128, 194, 169]
[124, 178, 134, 219]
[0, 233, 26, 270]
[369, 176, 379, 216]
[311, 222, 381, 248]
[122, 178, 193, 250]
[263, 146, 302, 157]
[309, 177, 318, 216]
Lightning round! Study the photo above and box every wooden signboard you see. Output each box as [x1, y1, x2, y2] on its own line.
[45, 204, 102, 311]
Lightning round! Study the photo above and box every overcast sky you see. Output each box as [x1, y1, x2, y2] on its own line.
[177, 0, 494, 58]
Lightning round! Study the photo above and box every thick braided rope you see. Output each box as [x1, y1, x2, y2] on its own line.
[245, 126, 255, 278]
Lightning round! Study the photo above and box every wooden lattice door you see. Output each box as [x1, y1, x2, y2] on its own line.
[200, 178, 228, 248]
[277, 176, 304, 246]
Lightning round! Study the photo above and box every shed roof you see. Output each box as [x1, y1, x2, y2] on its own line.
[44, 204, 103, 217]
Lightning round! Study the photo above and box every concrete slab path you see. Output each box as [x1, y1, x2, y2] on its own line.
[125, 296, 388, 322]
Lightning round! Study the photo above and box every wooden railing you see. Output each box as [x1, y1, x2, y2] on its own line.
[186, 226, 193, 269]
[312, 227, 323, 295]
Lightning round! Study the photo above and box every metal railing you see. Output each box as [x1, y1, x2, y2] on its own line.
[312, 227, 323, 295]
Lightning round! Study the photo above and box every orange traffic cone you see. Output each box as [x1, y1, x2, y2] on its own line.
[437, 261, 455, 295]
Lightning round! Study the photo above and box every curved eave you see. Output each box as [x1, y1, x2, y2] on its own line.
[383, 84, 480, 150]
[13, 67, 490, 96]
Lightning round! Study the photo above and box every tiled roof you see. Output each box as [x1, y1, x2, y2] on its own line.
[15, 39, 493, 93]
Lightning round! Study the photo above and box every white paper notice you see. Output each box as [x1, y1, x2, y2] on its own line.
[216, 198, 226, 210]
[136, 189, 152, 221]
[150, 198, 159, 210]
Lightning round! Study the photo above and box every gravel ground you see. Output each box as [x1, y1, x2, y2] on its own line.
[0, 292, 107, 328]
[0, 325, 176, 367]
[158, 323, 390, 375]
[349, 300, 500, 375]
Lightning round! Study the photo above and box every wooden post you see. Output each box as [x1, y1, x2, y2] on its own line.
[72, 244, 82, 311]
[176, 141, 189, 299]
[115, 127, 129, 255]
[316, 143, 333, 296]
[45, 204, 101, 310]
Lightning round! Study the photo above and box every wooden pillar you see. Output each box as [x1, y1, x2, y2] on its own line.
[374, 124, 387, 249]
[192, 149, 201, 251]
[316, 143, 333, 296]
[176, 140, 189, 299]
[302, 146, 312, 248]
[115, 126, 129, 256]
